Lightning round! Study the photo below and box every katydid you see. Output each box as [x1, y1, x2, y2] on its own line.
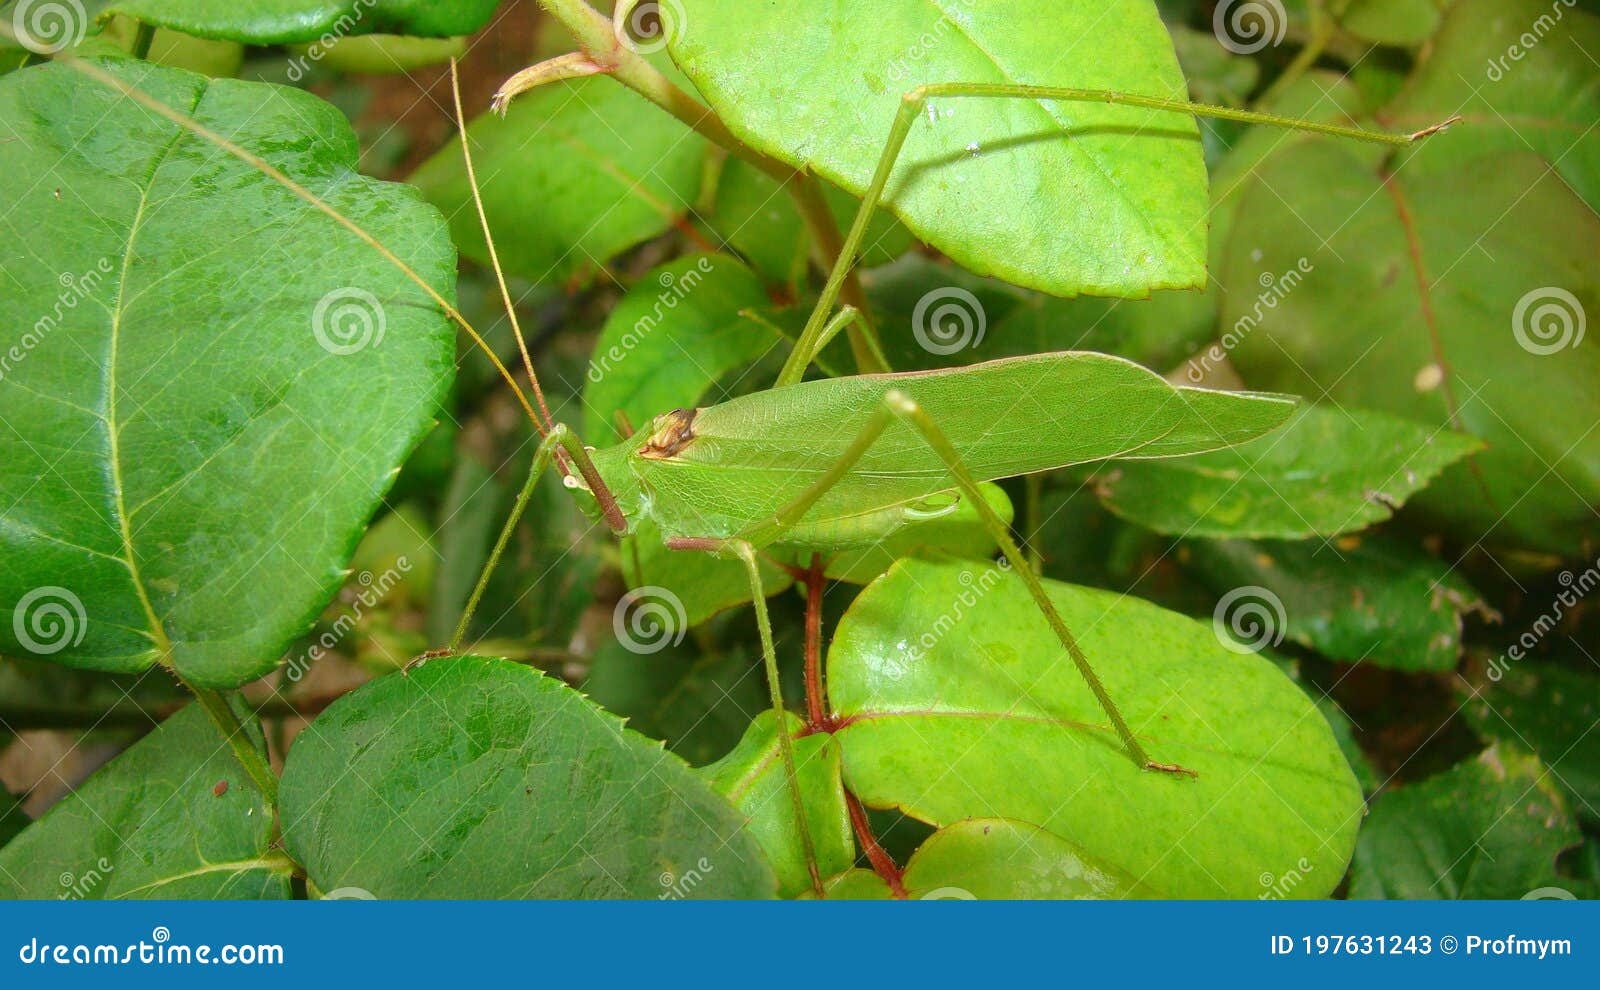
[52, 35, 1454, 898]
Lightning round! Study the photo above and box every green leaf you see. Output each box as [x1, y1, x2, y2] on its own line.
[0, 60, 454, 686]
[1221, 147, 1600, 555]
[829, 558, 1363, 898]
[1350, 746, 1581, 899]
[902, 819, 1146, 899]
[1097, 406, 1482, 539]
[584, 254, 778, 446]
[1462, 661, 1600, 827]
[669, 0, 1207, 297]
[1385, 0, 1600, 213]
[411, 76, 706, 286]
[698, 712, 854, 898]
[708, 159, 913, 288]
[1337, 0, 1441, 46]
[0, 702, 290, 899]
[104, 0, 499, 43]
[280, 656, 777, 898]
[1189, 535, 1485, 672]
[583, 639, 766, 767]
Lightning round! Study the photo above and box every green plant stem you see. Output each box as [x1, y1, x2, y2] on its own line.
[1258, 3, 1334, 107]
[185, 683, 280, 807]
[129, 21, 157, 60]
[1024, 474, 1044, 574]
[533, 0, 886, 371]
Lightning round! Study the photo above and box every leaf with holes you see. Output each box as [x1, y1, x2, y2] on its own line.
[0, 59, 453, 686]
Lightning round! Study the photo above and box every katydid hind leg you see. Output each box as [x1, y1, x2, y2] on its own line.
[734, 390, 1191, 776]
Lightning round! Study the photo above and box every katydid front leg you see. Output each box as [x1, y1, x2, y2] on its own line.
[792, 82, 1459, 372]
[721, 389, 1192, 777]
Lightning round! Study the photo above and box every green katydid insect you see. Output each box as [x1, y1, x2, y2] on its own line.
[56, 20, 1453, 896]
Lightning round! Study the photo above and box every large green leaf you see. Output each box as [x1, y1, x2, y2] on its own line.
[1350, 746, 1581, 899]
[1385, 0, 1600, 213]
[828, 558, 1363, 898]
[0, 702, 291, 899]
[280, 656, 777, 898]
[698, 712, 854, 898]
[411, 76, 706, 286]
[1463, 661, 1600, 827]
[105, 0, 499, 43]
[1188, 535, 1485, 672]
[1221, 147, 1600, 555]
[0, 60, 454, 686]
[1097, 406, 1482, 539]
[668, 0, 1207, 297]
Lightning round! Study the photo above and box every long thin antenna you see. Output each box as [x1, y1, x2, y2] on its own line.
[46, 48, 542, 426]
[449, 58, 557, 438]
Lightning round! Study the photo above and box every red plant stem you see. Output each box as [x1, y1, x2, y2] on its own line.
[803, 553, 827, 730]
[846, 792, 907, 899]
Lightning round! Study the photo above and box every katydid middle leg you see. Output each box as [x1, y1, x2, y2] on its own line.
[729, 390, 1193, 777]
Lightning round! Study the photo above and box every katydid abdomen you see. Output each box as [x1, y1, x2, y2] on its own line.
[587, 352, 1295, 547]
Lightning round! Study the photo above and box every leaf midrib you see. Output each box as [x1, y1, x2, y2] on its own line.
[104, 86, 207, 663]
